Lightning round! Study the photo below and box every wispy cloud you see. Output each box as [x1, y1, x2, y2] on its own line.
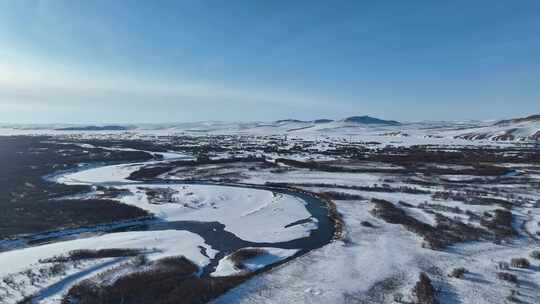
[0, 56, 336, 123]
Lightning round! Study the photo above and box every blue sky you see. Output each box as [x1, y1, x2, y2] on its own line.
[0, 0, 539, 123]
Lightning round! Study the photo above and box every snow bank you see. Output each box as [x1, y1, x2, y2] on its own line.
[0, 230, 215, 277]
[51, 162, 147, 185]
[211, 247, 299, 277]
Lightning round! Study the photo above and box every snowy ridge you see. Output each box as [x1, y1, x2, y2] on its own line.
[452, 116, 540, 141]
[2, 114, 539, 141]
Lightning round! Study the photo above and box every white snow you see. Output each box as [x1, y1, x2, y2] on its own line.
[213, 200, 425, 303]
[49, 149, 192, 185]
[0, 230, 215, 278]
[2, 117, 537, 144]
[213, 199, 540, 304]
[2, 121, 538, 303]
[211, 247, 299, 277]
[117, 184, 318, 243]
[51, 162, 146, 185]
[0, 230, 216, 304]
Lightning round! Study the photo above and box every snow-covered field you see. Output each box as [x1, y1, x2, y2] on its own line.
[214, 199, 540, 304]
[1, 114, 538, 145]
[116, 184, 317, 243]
[0, 119, 538, 303]
[49, 152, 319, 243]
[51, 162, 147, 185]
[0, 142, 313, 304]
[0, 230, 215, 304]
[0, 141, 324, 303]
[49, 149, 192, 185]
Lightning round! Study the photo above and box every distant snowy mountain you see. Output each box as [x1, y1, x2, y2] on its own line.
[272, 116, 399, 126]
[342, 115, 400, 126]
[313, 119, 334, 124]
[275, 118, 334, 124]
[494, 114, 540, 126]
[453, 115, 540, 141]
[55, 125, 132, 131]
[154, 115, 401, 134]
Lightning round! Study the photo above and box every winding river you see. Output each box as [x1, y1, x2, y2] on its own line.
[44, 150, 335, 276]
